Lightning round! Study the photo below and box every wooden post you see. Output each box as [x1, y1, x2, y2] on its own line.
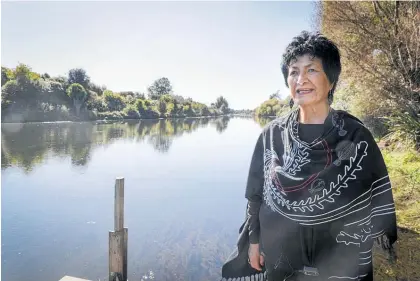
[109, 177, 128, 281]
[115, 178, 124, 231]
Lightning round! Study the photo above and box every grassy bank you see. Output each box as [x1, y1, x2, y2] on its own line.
[374, 149, 420, 280]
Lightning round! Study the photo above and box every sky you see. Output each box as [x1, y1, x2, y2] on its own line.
[1, 1, 317, 110]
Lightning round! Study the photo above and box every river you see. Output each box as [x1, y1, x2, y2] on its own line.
[1, 117, 266, 281]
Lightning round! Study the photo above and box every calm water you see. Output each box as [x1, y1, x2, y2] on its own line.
[1, 117, 264, 281]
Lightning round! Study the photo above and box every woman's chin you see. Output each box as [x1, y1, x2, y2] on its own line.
[295, 99, 316, 107]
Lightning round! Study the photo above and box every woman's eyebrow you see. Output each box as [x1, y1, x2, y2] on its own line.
[304, 63, 316, 68]
[290, 63, 317, 69]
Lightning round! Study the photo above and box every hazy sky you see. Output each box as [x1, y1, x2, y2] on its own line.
[2, 1, 316, 109]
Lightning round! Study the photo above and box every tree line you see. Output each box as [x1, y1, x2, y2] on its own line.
[1, 65, 231, 122]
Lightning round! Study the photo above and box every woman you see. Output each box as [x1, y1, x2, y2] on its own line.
[221, 31, 397, 281]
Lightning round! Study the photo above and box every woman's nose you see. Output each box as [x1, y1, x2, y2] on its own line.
[297, 73, 307, 85]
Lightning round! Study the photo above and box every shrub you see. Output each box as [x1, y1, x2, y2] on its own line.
[123, 105, 140, 119]
[103, 90, 125, 111]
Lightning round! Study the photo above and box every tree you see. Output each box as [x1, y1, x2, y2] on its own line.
[269, 90, 281, 100]
[147, 77, 173, 100]
[88, 82, 106, 96]
[215, 96, 229, 114]
[66, 83, 88, 116]
[14, 63, 40, 84]
[68, 68, 90, 89]
[320, 1, 420, 146]
[41, 73, 51, 79]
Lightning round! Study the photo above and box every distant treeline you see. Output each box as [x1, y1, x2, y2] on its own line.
[1, 65, 234, 122]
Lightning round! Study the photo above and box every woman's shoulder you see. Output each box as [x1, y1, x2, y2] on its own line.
[337, 109, 375, 139]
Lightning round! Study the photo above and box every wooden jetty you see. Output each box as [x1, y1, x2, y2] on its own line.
[60, 177, 128, 281]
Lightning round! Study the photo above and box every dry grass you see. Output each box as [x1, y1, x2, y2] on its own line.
[374, 149, 420, 281]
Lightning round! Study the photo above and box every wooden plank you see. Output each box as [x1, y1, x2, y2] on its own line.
[115, 177, 124, 232]
[59, 276, 91, 281]
[109, 231, 124, 280]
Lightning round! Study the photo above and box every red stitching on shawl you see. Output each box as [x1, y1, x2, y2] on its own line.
[274, 139, 333, 193]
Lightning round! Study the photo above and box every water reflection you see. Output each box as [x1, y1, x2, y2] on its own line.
[253, 115, 276, 127]
[1, 117, 231, 172]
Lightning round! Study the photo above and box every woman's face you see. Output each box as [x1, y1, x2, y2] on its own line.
[287, 54, 332, 107]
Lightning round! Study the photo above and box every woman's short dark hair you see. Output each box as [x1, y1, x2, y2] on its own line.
[281, 31, 342, 94]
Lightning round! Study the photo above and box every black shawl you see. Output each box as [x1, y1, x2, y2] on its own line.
[221, 109, 397, 281]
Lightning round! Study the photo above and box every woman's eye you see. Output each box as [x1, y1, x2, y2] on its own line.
[290, 71, 297, 76]
[308, 68, 316, 73]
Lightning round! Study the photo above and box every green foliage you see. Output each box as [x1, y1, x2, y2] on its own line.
[86, 93, 107, 112]
[103, 90, 125, 111]
[148, 77, 173, 100]
[123, 105, 140, 119]
[214, 96, 229, 113]
[68, 68, 90, 88]
[1, 80, 19, 107]
[88, 82, 106, 96]
[2, 67, 14, 85]
[41, 73, 50, 79]
[321, 1, 420, 148]
[66, 83, 88, 116]
[1, 63, 232, 122]
[166, 102, 175, 116]
[182, 103, 194, 116]
[158, 100, 167, 116]
[66, 83, 87, 102]
[143, 107, 160, 119]
[97, 111, 125, 120]
[255, 98, 289, 117]
[14, 63, 40, 84]
[160, 94, 174, 103]
[383, 112, 420, 148]
[373, 148, 420, 281]
[135, 99, 146, 113]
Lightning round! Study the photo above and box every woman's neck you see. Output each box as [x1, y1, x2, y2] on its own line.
[299, 103, 331, 124]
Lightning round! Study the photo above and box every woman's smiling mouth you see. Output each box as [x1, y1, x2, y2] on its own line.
[296, 88, 314, 95]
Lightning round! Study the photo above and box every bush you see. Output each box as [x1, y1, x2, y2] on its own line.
[166, 102, 175, 116]
[123, 105, 140, 119]
[145, 107, 160, 119]
[97, 111, 125, 120]
[86, 94, 107, 112]
[158, 100, 167, 116]
[183, 104, 195, 116]
[160, 94, 174, 103]
[135, 99, 146, 112]
[103, 90, 125, 111]
[256, 98, 288, 117]
[1, 80, 19, 107]
[2, 67, 14, 85]
[67, 83, 87, 101]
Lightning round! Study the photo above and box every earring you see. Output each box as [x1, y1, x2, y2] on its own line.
[328, 90, 333, 105]
[289, 99, 294, 109]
